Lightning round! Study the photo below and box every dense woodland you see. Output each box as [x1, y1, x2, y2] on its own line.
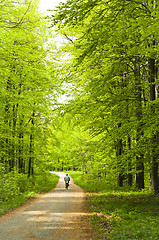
[51, 0, 159, 194]
[1, 0, 159, 202]
[0, 0, 61, 201]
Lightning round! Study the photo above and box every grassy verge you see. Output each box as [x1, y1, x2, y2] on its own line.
[68, 171, 159, 240]
[0, 172, 59, 216]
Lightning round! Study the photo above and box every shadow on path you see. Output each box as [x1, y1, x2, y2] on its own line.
[0, 172, 97, 240]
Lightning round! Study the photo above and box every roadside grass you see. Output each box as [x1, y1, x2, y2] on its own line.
[69, 171, 159, 240]
[0, 172, 59, 216]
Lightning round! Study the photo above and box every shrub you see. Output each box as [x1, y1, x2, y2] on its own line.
[0, 173, 20, 201]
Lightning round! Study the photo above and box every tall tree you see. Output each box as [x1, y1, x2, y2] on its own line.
[0, 0, 60, 176]
[52, 0, 159, 192]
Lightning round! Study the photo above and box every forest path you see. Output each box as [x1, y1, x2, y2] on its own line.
[0, 172, 97, 240]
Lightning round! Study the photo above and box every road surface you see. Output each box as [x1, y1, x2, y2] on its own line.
[0, 172, 97, 240]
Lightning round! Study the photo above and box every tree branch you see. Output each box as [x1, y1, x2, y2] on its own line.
[63, 33, 74, 43]
[126, 0, 151, 14]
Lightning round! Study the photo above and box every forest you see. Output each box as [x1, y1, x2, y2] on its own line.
[51, 0, 159, 194]
[0, 0, 61, 205]
[1, 0, 159, 224]
[1, 0, 159, 238]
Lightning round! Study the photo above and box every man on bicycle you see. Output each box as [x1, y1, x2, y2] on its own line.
[64, 173, 70, 189]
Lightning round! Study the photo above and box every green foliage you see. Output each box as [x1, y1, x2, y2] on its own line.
[0, 172, 59, 216]
[0, 0, 62, 183]
[0, 173, 20, 201]
[89, 192, 159, 240]
[69, 171, 159, 239]
[68, 170, 116, 192]
[51, 0, 159, 193]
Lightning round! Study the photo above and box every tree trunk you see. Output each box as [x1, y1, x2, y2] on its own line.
[127, 136, 133, 186]
[28, 111, 35, 177]
[134, 58, 144, 190]
[149, 56, 159, 194]
[135, 162, 144, 190]
[18, 130, 24, 173]
[116, 123, 124, 187]
[11, 104, 18, 171]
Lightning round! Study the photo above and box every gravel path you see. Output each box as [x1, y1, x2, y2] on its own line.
[0, 172, 97, 240]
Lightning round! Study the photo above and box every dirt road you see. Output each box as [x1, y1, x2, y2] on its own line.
[0, 172, 97, 240]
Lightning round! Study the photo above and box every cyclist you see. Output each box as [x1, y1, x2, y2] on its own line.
[64, 173, 70, 189]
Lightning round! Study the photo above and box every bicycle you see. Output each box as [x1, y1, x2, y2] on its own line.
[65, 181, 69, 190]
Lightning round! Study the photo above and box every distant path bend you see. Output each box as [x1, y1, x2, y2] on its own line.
[0, 172, 97, 240]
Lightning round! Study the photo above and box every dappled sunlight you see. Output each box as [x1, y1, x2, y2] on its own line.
[41, 226, 92, 230]
[25, 211, 93, 217]
[36, 199, 83, 203]
[43, 193, 84, 198]
[24, 211, 93, 223]
[23, 211, 48, 215]
[25, 211, 93, 228]
[0, 173, 96, 240]
[40, 189, 84, 200]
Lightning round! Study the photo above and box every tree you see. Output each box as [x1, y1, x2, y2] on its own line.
[0, 0, 60, 177]
[51, 0, 159, 192]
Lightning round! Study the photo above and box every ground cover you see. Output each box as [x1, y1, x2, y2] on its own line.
[0, 172, 59, 216]
[69, 171, 159, 240]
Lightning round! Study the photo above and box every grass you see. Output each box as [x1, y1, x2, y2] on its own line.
[89, 191, 159, 239]
[69, 171, 159, 240]
[0, 172, 59, 216]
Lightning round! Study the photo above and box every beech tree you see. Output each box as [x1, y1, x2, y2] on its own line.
[0, 0, 59, 177]
[52, 0, 159, 193]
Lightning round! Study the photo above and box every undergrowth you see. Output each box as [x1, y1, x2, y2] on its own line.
[0, 172, 59, 216]
[69, 171, 159, 240]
